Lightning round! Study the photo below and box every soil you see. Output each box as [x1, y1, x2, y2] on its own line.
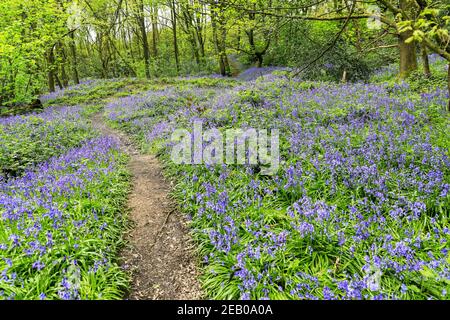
[91, 112, 203, 300]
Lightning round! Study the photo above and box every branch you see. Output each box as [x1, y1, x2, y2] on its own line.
[290, 0, 358, 78]
[422, 37, 450, 61]
[376, 0, 401, 15]
[50, 28, 79, 50]
[365, 44, 398, 52]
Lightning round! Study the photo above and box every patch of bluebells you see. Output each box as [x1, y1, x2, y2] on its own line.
[39, 80, 99, 103]
[0, 135, 129, 299]
[108, 73, 450, 300]
[237, 67, 291, 82]
[104, 86, 216, 147]
[0, 106, 94, 178]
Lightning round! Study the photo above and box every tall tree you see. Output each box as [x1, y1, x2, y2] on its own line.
[210, 0, 230, 76]
[397, 0, 418, 78]
[136, 0, 151, 78]
[169, 0, 180, 73]
[69, 31, 80, 84]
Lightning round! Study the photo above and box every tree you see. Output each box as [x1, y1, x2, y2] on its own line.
[391, 0, 418, 78]
[398, 1, 450, 110]
[238, 0, 276, 68]
[210, 0, 231, 76]
[178, 0, 207, 67]
[135, 0, 151, 78]
[169, 0, 180, 73]
[0, 0, 69, 101]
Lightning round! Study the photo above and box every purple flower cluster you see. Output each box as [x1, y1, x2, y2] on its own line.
[237, 67, 290, 81]
[0, 135, 128, 299]
[0, 106, 93, 178]
[104, 86, 215, 146]
[107, 74, 450, 300]
[40, 80, 98, 103]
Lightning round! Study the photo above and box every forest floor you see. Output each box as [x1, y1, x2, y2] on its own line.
[91, 111, 203, 300]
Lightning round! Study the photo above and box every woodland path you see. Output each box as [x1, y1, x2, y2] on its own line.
[91, 111, 203, 300]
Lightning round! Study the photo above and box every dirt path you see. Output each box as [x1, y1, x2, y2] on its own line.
[91, 112, 203, 300]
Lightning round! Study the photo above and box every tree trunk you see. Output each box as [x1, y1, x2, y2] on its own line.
[398, 31, 417, 78]
[171, 0, 180, 73]
[69, 32, 80, 85]
[211, 3, 224, 76]
[245, 5, 269, 69]
[247, 29, 265, 68]
[47, 49, 56, 92]
[196, 24, 205, 57]
[61, 63, 69, 88]
[137, 0, 151, 79]
[196, 3, 205, 57]
[58, 43, 69, 88]
[398, 0, 418, 79]
[190, 31, 201, 65]
[151, 5, 158, 57]
[210, 0, 230, 76]
[220, 22, 231, 75]
[212, 26, 225, 75]
[55, 73, 63, 90]
[236, 26, 241, 52]
[422, 45, 431, 78]
[246, 9, 259, 67]
[256, 53, 263, 68]
[128, 28, 136, 62]
[97, 33, 109, 78]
